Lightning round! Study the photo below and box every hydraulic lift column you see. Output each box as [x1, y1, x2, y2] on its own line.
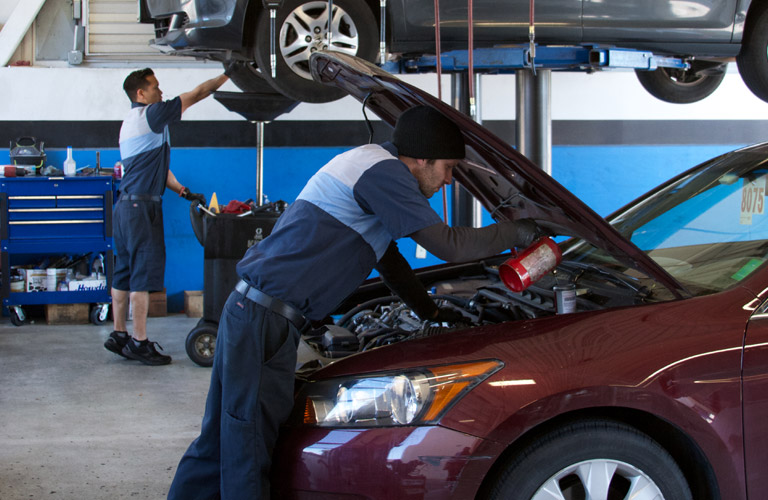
[451, 72, 483, 228]
[515, 68, 552, 174]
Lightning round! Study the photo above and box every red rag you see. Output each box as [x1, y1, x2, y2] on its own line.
[220, 200, 251, 214]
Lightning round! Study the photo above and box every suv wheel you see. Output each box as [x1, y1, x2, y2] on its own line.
[634, 62, 726, 104]
[252, 0, 378, 103]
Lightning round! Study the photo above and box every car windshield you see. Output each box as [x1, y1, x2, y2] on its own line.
[562, 147, 768, 297]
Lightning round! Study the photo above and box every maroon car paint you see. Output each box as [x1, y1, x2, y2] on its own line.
[273, 426, 500, 499]
[277, 286, 753, 498]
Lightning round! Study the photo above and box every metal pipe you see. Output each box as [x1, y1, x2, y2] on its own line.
[515, 69, 552, 174]
[451, 73, 481, 228]
[256, 121, 265, 205]
[380, 0, 387, 66]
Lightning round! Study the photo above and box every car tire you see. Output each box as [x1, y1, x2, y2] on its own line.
[737, 4, 768, 103]
[634, 64, 726, 104]
[483, 419, 692, 500]
[224, 61, 285, 95]
[252, 0, 378, 103]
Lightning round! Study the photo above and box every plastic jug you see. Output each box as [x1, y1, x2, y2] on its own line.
[63, 147, 76, 176]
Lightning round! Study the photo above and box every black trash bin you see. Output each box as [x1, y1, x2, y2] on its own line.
[185, 201, 284, 366]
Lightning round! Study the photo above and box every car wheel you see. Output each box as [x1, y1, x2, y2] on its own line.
[253, 0, 378, 103]
[224, 61, 284, 94]
[483, 419, 692, 500]
[737, 4, 768, 103]
[185, 322, 217, 367]
[634, 63, 726, 104]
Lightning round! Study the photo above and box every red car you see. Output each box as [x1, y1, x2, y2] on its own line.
[269, 52, 768, 500]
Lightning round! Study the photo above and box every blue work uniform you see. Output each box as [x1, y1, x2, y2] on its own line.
[113, 97, 181, 292]
[169, 142, 442, 499]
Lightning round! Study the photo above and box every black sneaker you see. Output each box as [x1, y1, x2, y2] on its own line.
[104, 331, 129, 358]
[121, 338, 172, 366]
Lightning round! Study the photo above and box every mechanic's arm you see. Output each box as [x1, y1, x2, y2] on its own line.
[410, 219, 542, 263]
[179, 74, 229, 113]
[167, 169, 206, 204]
[166, 169, 183, 195]
[375, 241, 442, 321]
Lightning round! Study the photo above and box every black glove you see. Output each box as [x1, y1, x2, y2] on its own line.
[180, 187, 206, 206]
[434, 307, 465, 324]
[512, 218, 545, 248]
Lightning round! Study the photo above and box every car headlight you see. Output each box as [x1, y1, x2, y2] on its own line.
[298, 360, 503, 427]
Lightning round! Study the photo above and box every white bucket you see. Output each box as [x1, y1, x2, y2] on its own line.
[46, 269, 67, 292]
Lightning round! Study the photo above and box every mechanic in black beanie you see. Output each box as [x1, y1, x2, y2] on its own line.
[169, 104, 543, 499]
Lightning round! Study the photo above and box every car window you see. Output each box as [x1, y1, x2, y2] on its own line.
[562, 149, 768, 297]
[611, 150, 768, 293]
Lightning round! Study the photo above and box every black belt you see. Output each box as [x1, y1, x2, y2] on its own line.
[122, 194, 161, 202]
[235, 280, 309, 333]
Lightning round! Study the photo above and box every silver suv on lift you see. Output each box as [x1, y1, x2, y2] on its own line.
[139, 0, 768, 105]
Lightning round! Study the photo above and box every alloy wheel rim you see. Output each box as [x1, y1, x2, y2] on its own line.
[279, 1, 360, 80]
[531, 459, 664, 500]
[662, 67, 706, 86]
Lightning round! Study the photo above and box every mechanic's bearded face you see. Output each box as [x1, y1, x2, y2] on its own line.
[414, 159, 457, 198]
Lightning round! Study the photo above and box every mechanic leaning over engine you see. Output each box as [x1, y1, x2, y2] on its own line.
[167, 105, 545, 499]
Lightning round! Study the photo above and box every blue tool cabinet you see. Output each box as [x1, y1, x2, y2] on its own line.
[0, 176, 113, 325]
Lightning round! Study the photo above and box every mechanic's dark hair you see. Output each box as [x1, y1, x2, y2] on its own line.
[123, 68, 155, 103]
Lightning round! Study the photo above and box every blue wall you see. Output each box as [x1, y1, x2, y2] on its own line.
[1, 144, 742, 312]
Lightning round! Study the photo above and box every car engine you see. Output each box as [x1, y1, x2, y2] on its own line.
[296, 258, 649, 373]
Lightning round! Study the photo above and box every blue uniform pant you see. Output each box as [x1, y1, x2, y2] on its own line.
[168, 290, 299, 499]
[112, 198, 165, 292]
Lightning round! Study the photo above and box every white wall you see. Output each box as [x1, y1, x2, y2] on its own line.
[1, 64, 768, 123]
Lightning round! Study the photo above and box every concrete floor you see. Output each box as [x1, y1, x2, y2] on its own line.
[0, 313, 212, 500]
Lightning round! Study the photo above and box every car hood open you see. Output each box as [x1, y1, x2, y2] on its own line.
[309, 52, 686, 298]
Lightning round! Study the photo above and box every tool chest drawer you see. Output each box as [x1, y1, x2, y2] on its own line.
[0, 178, 112, 240]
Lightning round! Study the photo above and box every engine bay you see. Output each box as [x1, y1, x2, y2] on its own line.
[296, 255, 656, 373]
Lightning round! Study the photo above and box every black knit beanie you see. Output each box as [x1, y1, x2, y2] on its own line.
[392, 106, 465, 159]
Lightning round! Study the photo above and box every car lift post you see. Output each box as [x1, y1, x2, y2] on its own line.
[451, 72, 484, 228]
[516, 68, 552, 175]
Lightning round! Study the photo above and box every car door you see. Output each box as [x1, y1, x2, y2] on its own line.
[743, 294, 768, 498]
[388, 0, 582, 53]
[583, 0, 740, 43]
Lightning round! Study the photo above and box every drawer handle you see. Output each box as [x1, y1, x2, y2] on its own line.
[9, 208, 103, 213]
[9, 220, 104, 225]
